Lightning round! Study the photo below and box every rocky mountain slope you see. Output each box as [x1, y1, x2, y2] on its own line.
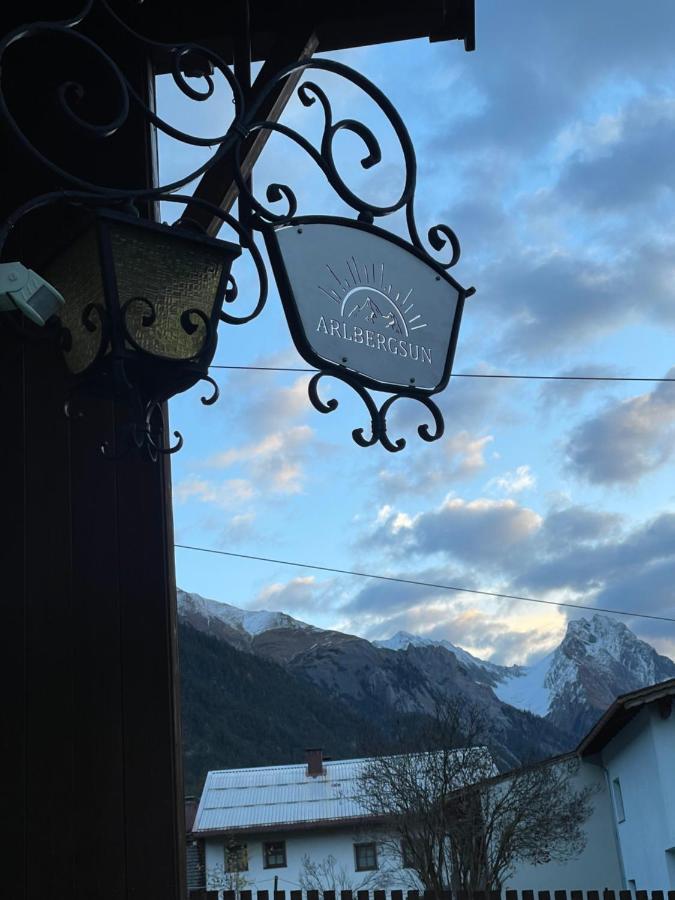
[178, 591, 675, 761]
[177, 590, 573, 790]
[178, 622, 388, 794]
[374, 630, 524, 688]
[494, 614, 675, 737]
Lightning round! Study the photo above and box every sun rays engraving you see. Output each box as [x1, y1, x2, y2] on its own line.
[318, 257, 428, 337]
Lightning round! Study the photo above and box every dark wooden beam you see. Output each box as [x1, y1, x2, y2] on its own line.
[142, 0, 474, 65]
[0, 14, 185, 900]
[184, 30, 319, 236]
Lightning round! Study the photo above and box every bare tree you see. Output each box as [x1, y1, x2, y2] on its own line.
[299, 849, 400, 894]
[298, 854, 359, 893]
[357, 699, 595, 892]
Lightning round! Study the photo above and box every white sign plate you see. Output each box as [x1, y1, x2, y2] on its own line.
[269, 220, 461, 392]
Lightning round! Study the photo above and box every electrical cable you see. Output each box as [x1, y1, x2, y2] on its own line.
[174, 544, 675, 625]
[208, 365, 675, 383]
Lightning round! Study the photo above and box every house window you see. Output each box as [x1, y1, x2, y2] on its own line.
[225, 842, 249, 872]
[612, 777, 626, 823]
[263, 841, 287, 869]
[354, 842, 378, 871]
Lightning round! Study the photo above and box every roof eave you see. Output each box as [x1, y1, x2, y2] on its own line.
[193, 813, 389, 839]
[577, 677, 675, 757]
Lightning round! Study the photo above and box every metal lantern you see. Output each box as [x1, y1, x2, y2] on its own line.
[44, 210, 241, 406]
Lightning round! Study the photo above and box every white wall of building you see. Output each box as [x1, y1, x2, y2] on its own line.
[503, 762, 623, 892]
[204, 826, 416, 896]
[601, 703, 675, 888]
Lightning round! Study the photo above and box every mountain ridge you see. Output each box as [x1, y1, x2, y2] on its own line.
[178, 589, 675, 745]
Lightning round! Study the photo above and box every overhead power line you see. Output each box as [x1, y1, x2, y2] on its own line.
[209, 365, 675, 383]
[174, 544, 675, 625]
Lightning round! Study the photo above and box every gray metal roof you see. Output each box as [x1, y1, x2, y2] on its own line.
[193, 757, 373, 834]
[193, 750, 495, 835]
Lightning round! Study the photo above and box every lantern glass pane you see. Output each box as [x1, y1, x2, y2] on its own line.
[110, 220, 226, 361]
[43, 227, 107, 375]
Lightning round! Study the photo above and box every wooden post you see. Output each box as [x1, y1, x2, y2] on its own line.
[0, 12, 184, 900]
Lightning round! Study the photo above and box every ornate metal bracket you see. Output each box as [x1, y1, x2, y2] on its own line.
[0, 0, 473, 455]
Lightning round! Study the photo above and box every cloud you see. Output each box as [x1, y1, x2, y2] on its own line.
[252, 574, 347, 623]
[384, 371, 517, 441]
[537, 365, 621, 408]
[514, 510, 675, 602]
[255, 576, 323, 614]
[377, 431, 494, 495]
[541, 505, 621, 547]
[428, 1, 675, 158]
[341, 572, 566, 666]
[411, 497, 542, 563]
[565, 370, 675, 484]
[487, 465, 535, 495]
[208, 425, 316, 495]
[241, 377, 313, 438]
[174, 476, 255, 508]
[410, 6, 675, 364]
[480, 250, 639, 360]
[341, 566, 461, 618]
[349, 496, 675, 660]
[218, 512, 259, 547]
[420, 609, 565, 667]
[556, 97, 675, 212]
[375, 496, 543, 567]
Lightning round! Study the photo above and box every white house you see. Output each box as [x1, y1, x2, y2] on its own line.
[576, 678, 675, 889]
[191, 747, 497, 895]
[506, 678, 675, 891]
[192, 748, 414, 895]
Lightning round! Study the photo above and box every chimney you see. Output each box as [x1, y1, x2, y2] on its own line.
[305, 747, 324, 777]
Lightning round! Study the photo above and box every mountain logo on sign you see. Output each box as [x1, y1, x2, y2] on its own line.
[318, 256, 428, 336]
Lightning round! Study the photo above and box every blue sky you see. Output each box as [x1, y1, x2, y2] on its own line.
[161, 0, 675, 665]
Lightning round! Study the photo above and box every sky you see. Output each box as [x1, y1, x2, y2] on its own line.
[160, 0, 675, 666]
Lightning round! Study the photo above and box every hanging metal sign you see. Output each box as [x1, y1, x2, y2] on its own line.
[242, 64, 476, 453]
[265, 217, 465, 395]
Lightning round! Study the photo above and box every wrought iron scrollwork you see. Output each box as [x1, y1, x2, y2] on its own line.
[0, 1, 245, 196]
[309, 372, 445, 453]
[99, 399, 184, 463]
[231, 58, 462, 274]
[0, 0, 472, 455]
[67, 384, 186, 462]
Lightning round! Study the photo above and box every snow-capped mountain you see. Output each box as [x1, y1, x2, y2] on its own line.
[177, 589, 675, 746]
[495, 614, 675, 737]
[177, 589, 572, 773]
[374, 630, 523, 685]
[178, 589, 316, 637]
